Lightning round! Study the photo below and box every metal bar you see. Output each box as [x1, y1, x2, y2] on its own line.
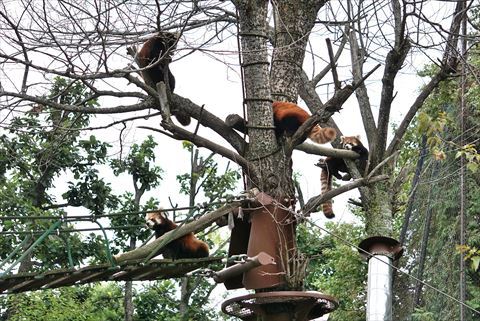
[1, 220, 63, 276]
[90, 221, 116, 267]
[0, 235, 31, 270]
[0, 225, 145, 236]
[0, 202, 226, 221]
[60, 235, 75, 268]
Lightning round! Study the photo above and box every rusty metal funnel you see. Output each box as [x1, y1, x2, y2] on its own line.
[222, 291, 338, 321]
[243, 203, 296, 290]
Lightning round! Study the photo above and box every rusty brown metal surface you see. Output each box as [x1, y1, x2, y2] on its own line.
[221, 291, 338, 321]
[358, 236, 404, 261]
[243, 205, 296, 290]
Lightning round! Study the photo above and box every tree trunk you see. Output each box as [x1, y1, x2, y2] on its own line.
[179, 277, 191, 321]
[364, 180, 394, 237]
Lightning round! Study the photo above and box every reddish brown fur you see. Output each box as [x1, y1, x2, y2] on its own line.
[137, 33, 191, 126]
[272, 101, 337, 144]
[137, 33, 176, 90]
[318, 136, 369, 219]
[320, 169, 335, 218]
[145, 211, 209, 259]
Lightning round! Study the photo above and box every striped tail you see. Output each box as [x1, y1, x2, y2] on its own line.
[309, 125, 337, 144]
[320, 168, 335, 218]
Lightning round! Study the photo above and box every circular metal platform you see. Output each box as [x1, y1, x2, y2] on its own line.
[222, 291, 338, 320]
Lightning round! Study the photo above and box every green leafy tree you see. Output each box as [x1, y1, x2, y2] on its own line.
[392, 42, 480, 319]
[0, 78, 118, 319]
[0, 77, 117, 271]
[298, 222, 367, 321]
[109, 135, 163, 321]
[136, 143, 240, 321]
[0, 284, 124, 321]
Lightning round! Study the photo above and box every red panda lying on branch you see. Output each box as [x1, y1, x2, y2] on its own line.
[317, 136, 369, 218]
[272, 101, 337, 144]
[145, 211, 209, 259]
[137, 32, 191, 126]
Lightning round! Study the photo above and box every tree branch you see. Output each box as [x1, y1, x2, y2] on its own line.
[386, 1, 464, 156]
[374, 39, 411, 165]
[288, 64, 380, 152]
[295, 142, 359, 159]
[170, 94, 246, 154]
[386, 71, 454, 156]
[302, 174, 389, 215]
[140, 124, 254, 176]
[0, 90, 155, 114]
[348, 27, 377, 148]
[114, 201, 244, 264]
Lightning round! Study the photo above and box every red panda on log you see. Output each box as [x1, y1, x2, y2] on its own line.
[317, 135, 369, 218]
[145, 211, 209, 259]
[137, 32, 191, 126]
[272, 101, 337, 144]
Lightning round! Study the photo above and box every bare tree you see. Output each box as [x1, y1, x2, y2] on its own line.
[0, 0, 471, 317]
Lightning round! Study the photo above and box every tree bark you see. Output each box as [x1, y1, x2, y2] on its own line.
[270, 0, 327, 103]
[124, 237, 136, 321]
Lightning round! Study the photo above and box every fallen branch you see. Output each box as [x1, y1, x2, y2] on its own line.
[114, 201, 243, 264]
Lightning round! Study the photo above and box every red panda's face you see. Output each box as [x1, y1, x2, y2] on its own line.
[145, 211, 166, 229]
[340, 136, 362, 150]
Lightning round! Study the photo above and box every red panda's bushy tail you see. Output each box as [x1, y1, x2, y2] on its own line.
[309, 125, 337, 144]
[320, 168, 335, 219]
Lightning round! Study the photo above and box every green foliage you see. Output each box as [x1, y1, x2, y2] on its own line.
[176, 144, 241, 207]
[393, 44, 480, 319]
[0, 77, 114, 270]
[298, 222, 366, 321]
[1, 284, 123, 321]
[108, 136, 163, 250]
[456, 144, 480, 173]
[417, 111, 449, 160]
[411, 308, 435, 321]
[110, 136, 163, 191]
[457, 245, 480, 272]
[133, 278, 221, 321]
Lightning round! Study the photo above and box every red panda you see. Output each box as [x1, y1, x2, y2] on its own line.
[317, 136, 369, 218]
[272, 101, 337, 144]
[145, 211, 209, 259]
[137, 32, 191, 126]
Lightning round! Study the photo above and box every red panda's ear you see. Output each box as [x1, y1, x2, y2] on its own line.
[340, 136, 345, 143]
[355, 135, 361, 140]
